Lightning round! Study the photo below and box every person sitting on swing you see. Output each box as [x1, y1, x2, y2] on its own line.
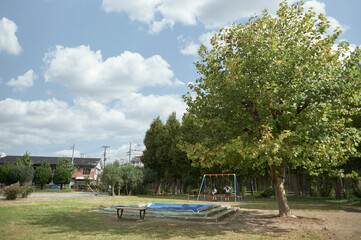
[224, 185, 231, 201]
[211, 186, 218, 201]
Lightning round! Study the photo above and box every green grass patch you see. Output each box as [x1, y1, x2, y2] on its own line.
[0, 194, 356, 239]
[33, 188, 73, 193]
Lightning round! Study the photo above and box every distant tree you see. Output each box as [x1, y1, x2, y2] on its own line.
[141, 116, 168, 194]
[53, 157, 73, 190]
[164, 112, 189, 194]
[101, 161, 121, 196]
[34, 161, 52, 190]
[17, 152, 33, 166]
[14, 152, 35, 186]
[119, 164, 143, 195]
[0, 164, 15, 186]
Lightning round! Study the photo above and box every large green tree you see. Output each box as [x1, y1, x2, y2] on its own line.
[183, 1, 361, 217]
[34, 161, 52, 190]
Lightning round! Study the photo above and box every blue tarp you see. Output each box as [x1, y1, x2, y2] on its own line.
[148, 203, 215, 212]
[113, 203, 217, 212]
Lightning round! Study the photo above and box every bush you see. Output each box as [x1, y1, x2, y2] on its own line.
[3, 186, 34, 200]
[256, 187, 275, 198]
[3, 186, 21, 200]
[191, 188, 200, 195]
[78, 184, 87, 190]
[20, 186, 34, 198]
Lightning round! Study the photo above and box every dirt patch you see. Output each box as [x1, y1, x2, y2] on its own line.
[106, 208, 361, 240]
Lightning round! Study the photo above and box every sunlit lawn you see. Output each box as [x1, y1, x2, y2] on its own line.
[0, 193, 359, 239]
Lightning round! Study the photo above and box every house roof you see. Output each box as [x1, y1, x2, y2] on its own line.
[0, 155, 101, 167]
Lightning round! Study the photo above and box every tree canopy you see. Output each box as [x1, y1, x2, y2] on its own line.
[34, 160, 52, 190]
[53, 157, 73, 189]
[182, 1, 361, 217]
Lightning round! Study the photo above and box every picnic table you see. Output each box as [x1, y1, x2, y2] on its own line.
[115, 207, 147, 220]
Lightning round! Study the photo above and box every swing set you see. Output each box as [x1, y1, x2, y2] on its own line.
[187, 174, 247, 203]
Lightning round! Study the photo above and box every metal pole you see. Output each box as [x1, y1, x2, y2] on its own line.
[197, 175, 205, 202]
[234, 174, 237, 203]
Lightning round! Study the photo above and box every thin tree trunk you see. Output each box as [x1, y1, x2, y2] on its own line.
[293, 171, 300, 197]
[188, 184, 193, 195]
[172, 180, 177, 194]
[334, 178, 342, 199]
[270, 162, 295, 217]
[155, 179, 161, 195]
[117, 183, 121, 196]
[250, 180, 254, 195]
[112, 183, 115, 196]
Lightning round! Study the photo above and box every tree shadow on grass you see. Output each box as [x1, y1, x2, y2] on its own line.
[27, 209, 294, 239]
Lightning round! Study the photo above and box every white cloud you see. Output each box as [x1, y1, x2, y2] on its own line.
[6, 69, 36, 91]
[55, 149, 81, 158]
[303, 0, 348, 34]
[102, 0, 161, 23]
[44, 45, 178, 101]
[102, 0, 287, 33]
[180, 42, 199, 56]
[0, 17, 22, 55]
[0, 94, 186, 151]
[179, 31, 216, 56]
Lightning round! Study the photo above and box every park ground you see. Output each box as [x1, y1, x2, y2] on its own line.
[0, 194, 360, 240]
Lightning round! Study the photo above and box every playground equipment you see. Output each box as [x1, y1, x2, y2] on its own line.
[189, 174, 246, 203]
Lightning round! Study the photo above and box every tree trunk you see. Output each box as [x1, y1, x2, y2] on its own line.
[117, 184, 121, 196]
[334, 178, 342, 199]
[112, 183, 115, 196]
[250, 180, 254, 195]
[172, 180, 177, 194]
[155, 179, 161, 195]
[188, 184, 193, 195]
[300, 172, 307, 197]
[270, 162, 295, 217]
[263, 177, 269, 190]
[293, 171, 300, 197]
[60, 184, 63, 190]
[125, 182, 129, 195]
[41, 184, 44, 190]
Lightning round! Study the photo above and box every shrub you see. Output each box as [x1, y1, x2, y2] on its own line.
[191, 188, 200, 195]
[3, 186, 34, 200]
[20, 186, 34, 198]
[256, 187, 275, 198]
[3, 186, 21, 200]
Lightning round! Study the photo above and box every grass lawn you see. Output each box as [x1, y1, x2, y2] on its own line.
[0, 194, 360, 240]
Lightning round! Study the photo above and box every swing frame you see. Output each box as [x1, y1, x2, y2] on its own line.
[196, 174, 242, 203]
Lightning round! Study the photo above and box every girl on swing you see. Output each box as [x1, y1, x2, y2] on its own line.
[211, 185, 218, 201]
[224, 185, 231, 201]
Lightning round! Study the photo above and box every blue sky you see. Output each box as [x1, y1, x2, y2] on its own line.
[0, 0, 360, 163]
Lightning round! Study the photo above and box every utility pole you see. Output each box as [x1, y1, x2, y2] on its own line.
[101, 146, 110, 169]
[71, 144, 75, 164]
[126, 143, 143, 165]
[128, 143, 131, 163]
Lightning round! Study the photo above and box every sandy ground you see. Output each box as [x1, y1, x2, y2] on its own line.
[234, 208, 361, 240]
[108, 207, 361, 240]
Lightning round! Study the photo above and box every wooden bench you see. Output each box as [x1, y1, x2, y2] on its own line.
[115, 207, 147, 220]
